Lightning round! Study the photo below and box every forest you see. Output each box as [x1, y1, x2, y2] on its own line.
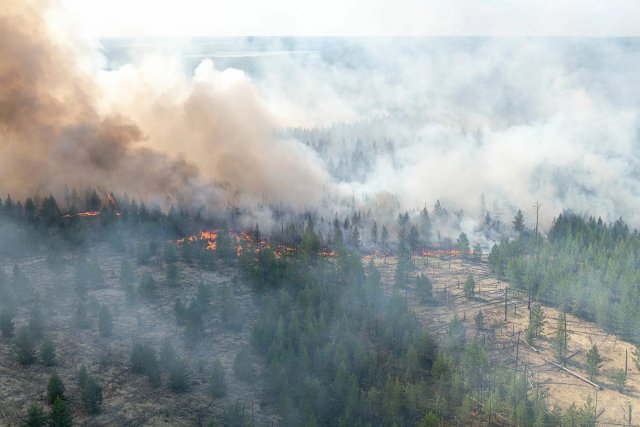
[0, 191, 616, 426]
[489, 212, 640, 341]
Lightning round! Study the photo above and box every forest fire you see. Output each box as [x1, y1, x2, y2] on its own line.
[175, 229, 340, 258]
[62, 211, 101, 218]
[177, 230, 468, 261]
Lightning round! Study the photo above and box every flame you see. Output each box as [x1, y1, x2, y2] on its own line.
[106, 192, 121, 216]
[62, 211, 101, 218]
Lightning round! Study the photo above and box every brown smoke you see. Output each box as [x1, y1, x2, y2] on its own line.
[0, 1, 331, 209]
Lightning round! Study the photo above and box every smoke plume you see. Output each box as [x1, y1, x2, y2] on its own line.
[0, 1, 332, 210]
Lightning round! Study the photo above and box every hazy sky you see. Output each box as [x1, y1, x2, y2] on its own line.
[60, 0, 640, 37]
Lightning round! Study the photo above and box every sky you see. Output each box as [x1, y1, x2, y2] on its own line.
[59, 0, 640, 38]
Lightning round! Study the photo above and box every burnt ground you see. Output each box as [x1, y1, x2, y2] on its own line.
[0, 243, 278, 426]
[373, 254, 639, 426]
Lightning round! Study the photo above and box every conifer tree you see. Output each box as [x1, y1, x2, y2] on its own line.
[40, 339, 56, 366]
[98, 305, 113, 338]
[49, 398, 72, 427]
[47, 374, 65, 404]
[585, 344, 602, 380]
[22, 404, 47, 427]
[15, 326, 35, 365]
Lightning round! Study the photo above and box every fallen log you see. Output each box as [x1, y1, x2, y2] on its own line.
[547, 359, 602, 390]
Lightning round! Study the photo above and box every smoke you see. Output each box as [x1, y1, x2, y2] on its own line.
[4, 1, 640, 241]
[246, 38, 640, 231]
[0, 1, 333, 211]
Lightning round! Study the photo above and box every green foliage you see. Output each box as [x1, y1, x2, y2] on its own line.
[22, 404, 47, 427]
[222, 401, 251, 427]
[415, 273, 432, 303]
[138, 272, 156, 300]
[119, 258, 135, 287]
[0, 309, 15, 338]
[612, 368, 626, 392]
[633, 345, 640, 371]
[463, 274, 475, 298]
[28, 307, 44, 339]
[419, 411, 439, 427]
[168, 357, 190, 393]
[526, 303, 546, 342]
[74, 302, 91, 329]
[40, 339, 56, 366]
[474, 310, 485, 331]
[79, 371, 103, 414]
[552, 312, 569, 364]
[47, 374, 65, 404]
[15, 326, 35, 365]
[49, 398, 72, 427]
[184, 300, 205, 344]
[513, 209, 525, 232]
[456, 232, 470, 256]
[208, 359, 227, 399]
[233, 347, 255, 383]
[585, 344, 602, 380]
[98, 305, 113, 338]
[490, 213, 640, 339]
[159, 339, 179, 372]
[130, 340, 161, 387]
[166, 262, 179, 287]
[220, 285, 244, 332]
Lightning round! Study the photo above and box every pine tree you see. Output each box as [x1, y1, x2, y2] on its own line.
[168, 358, 190, 392]
[381, 225, 389, 252]
[47, 374, 65, 404]
[28, 307, 44, 339]
[22, 404, 47, 427]
[49, 398, 72, 427]
[166, 262, 179, 287]
[513, 209, 525, 232]
[139, 272, 156, 300]
[464, 274, 475, 298]
[41, 339, 57, 366]
[80, 375, 103, 414]
[553, 312, 569, 365]
[585, 344, 602, 380]
[415, 273, 432, 303]
[371, 222, 378, 245]
[0, 309, 14, 338]
[130, 341, 161, 387]
[208, 359, 227, 398]
[15, 326, 35, 365]
[526, 303, 546, 342]
[474, 310, 485, 330]
[456, 233, 470, 256]
[233, 347, 256, 383]
[98, 305, 113, 338]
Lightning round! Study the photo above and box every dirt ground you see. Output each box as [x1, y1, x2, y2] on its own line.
[0, 243, 277, 426]
[373, 254, 638, 426]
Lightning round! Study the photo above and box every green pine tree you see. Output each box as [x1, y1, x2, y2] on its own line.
[585, 344, 602, 380]
[15, 326, 35, 365]
[22, 404, 47, 427]
[48, 398, 72, 427]
[47, 374, 65, 404]
[40, 339, 56, 366]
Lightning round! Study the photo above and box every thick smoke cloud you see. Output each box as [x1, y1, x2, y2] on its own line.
[0, 1, 332, 210]
[0, 1, 201, 202]
[4, 1, 640, 238]
[244, 38, 640, 230]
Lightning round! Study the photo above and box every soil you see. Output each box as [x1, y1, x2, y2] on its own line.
[0, 243, 277, 426]
[373, 254, 638, 426]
